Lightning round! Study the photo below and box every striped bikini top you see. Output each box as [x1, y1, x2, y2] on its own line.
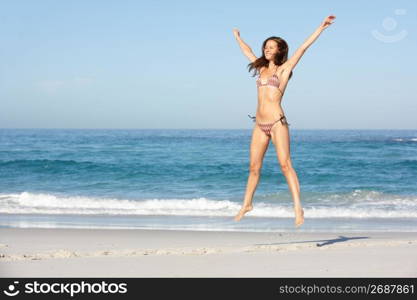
[256, 66, 280, 89]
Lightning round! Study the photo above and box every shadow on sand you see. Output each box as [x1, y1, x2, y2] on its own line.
[255, 235, 370, 247]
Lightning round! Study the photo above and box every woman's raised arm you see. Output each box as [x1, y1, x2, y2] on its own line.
[233, 28, 258, 63]
[284, 15, 336, 70]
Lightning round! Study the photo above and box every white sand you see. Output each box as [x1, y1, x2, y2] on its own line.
[0, 228, 416, 277]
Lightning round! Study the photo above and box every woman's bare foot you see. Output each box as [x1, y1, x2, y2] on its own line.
[234, 205, 253, 221]
[294, 207, 304, 228]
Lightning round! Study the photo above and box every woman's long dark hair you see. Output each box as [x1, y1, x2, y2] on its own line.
[248, 36, 293, 79]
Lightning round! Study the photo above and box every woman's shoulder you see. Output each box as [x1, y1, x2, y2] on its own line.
[279, 62, 293, 73]
[255, 66, 264, 76]
[278, 64, 292, 75]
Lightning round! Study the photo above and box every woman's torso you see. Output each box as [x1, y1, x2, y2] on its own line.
[255, 65, 289, 122]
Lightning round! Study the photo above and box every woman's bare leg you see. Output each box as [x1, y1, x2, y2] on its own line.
[270, 121, 304, 227]
[234, 124, 270, 221]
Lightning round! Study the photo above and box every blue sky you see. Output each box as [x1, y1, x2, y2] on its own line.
[0, 0, 416, 129]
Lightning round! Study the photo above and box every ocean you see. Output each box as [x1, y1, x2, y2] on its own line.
[1, 128, 417, 232]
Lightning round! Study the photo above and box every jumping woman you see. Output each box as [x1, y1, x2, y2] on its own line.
[233, 15, 336, 227]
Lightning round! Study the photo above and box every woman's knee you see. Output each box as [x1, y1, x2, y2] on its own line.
[249, 164, 262, 176]
[279, 159, 293, 173]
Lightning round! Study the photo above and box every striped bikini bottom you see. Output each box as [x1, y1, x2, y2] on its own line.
[248, 114, 290, 137]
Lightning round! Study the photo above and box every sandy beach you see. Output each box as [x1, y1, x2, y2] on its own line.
[0, 228, 416, 277]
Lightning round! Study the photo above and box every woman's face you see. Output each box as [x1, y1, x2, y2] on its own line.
[264, 40, 279, 60]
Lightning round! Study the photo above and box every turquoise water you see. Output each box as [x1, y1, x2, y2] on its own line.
[1, 128, 417, 232]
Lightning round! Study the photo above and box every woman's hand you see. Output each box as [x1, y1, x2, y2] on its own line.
[233, 28, 240, 38]
[320, 15, 336, 30]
